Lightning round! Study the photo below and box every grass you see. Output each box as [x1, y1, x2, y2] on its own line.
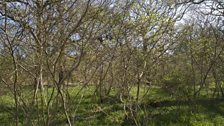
[0, 86, 224, 126]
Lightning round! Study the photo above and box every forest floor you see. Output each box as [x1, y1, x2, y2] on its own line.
[0, 86, 224, 126]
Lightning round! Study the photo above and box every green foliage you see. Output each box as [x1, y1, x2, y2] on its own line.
[190, 121, 214, 126]
[213, 115, 224, 125]
[161, 71, 193, 99]
[0, 86, 224, 125]
[105, 111, 125, 124]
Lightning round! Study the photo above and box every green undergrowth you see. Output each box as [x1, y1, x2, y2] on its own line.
[0, 86, 224, 126]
